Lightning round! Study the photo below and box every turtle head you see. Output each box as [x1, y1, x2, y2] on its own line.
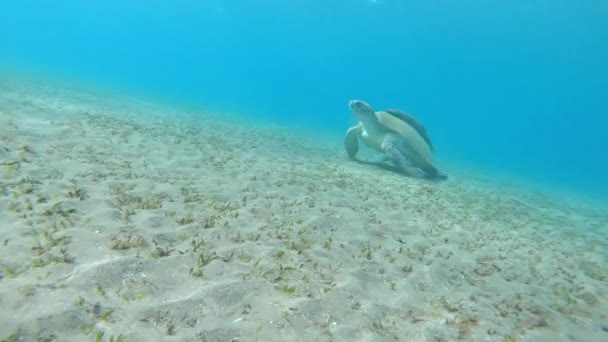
[348, 100, 375, 120]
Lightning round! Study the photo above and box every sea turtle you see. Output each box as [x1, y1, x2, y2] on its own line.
[344, 99, 447, 180]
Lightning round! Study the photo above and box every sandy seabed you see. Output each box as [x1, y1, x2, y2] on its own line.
[0, 78, 607, 342]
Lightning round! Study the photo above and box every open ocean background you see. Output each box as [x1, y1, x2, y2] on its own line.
[1, 0, 607, 203]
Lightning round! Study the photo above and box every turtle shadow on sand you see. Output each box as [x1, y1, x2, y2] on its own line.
[351, 157, 447, 182]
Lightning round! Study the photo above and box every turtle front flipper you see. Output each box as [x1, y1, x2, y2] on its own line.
[344, 124, 362, 160]
[381, 133, 420, 177]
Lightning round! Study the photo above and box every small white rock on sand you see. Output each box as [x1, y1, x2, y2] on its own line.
[0, 78, 607, 342]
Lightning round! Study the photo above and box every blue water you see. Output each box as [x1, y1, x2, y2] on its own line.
[1, 0, 607, 201]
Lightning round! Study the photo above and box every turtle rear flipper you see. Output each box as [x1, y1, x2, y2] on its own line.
[413, 155, 448, 181]
[409, 150, 447, 180]
[382, 133, 447, 180]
